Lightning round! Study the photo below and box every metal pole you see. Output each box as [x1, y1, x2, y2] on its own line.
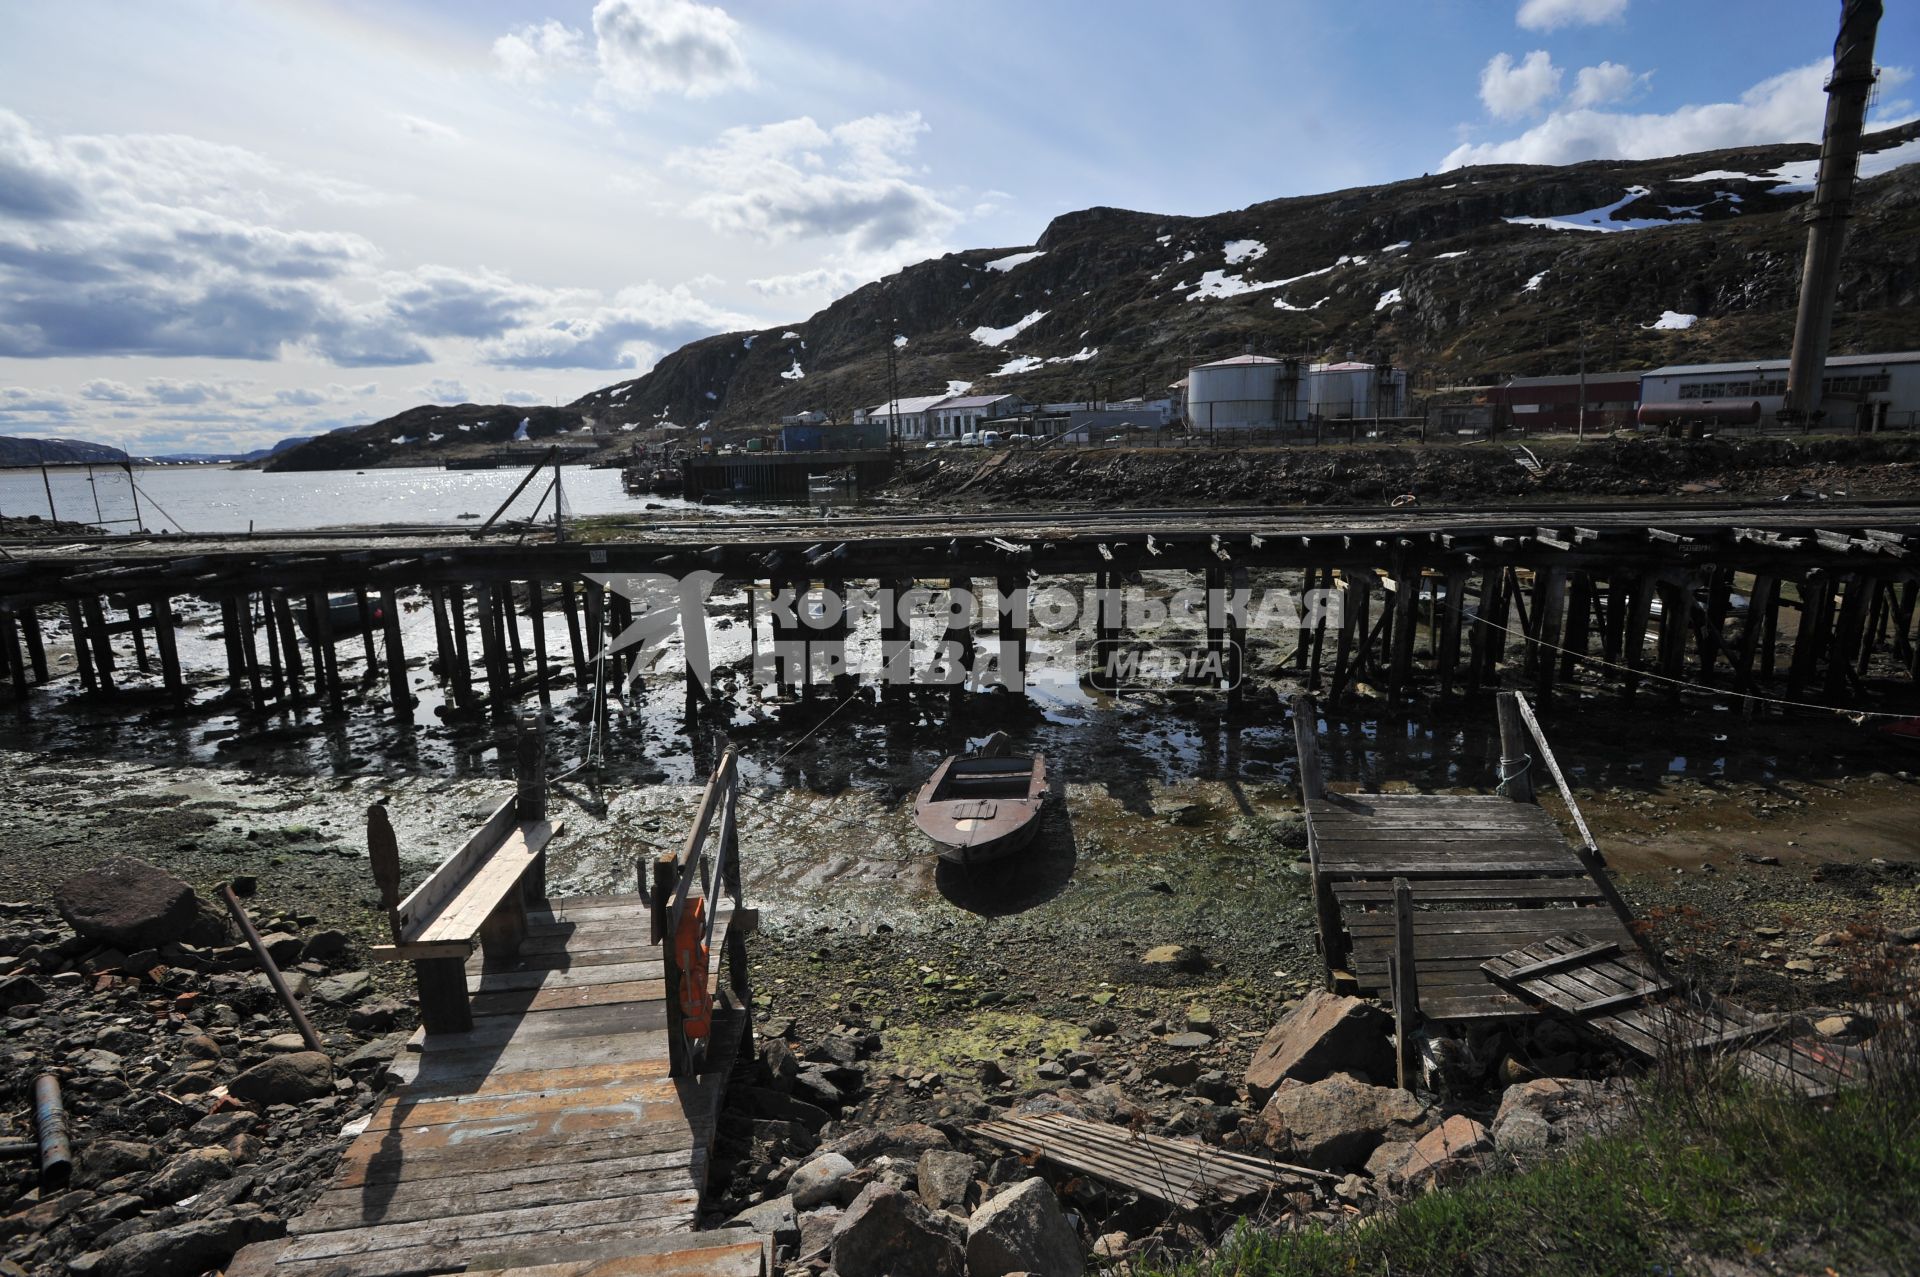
[37, 442, 56, 523]
[1577, 325, 1588, 442]
[124, 456, 145, 531]
[33, 1073, 72, 1190]
[219, 883, 325, 1054]
[1783, 0, 1882, 427]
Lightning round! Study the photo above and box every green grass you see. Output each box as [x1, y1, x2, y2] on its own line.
[1142, 1056, 1920, 1277]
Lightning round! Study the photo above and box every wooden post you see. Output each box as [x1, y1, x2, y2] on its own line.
[1621, 573, 1656, 700]
[20, 607, 47, 684]
[1391, 876, 1419, 1092]
[947, 574, 973, 689]
[65, 602, 96, 693]
[880, 576, 912, 696]
[426, 584, 456, 705]
[1531, 568, 1567, 702]
[560, 578, 588, 691]
[1308, 568, 1333, 691]
[1290, 693, 1343, 988]
[1861, 580, 1887, 677]
[1558, 571, 1592, 681]
[260, 592, 284, 702]
[500, 584, 527, 686]
[1891, 580, 1917, 665]
[367, 803, 402, 941]
[153, 597, 185, 704]
[308, 591, 344, 717]
[125, 603, 151, 674]
[526, 581, 551, 708]
[1787, 575, 1832, 699]
[1759, 577, 1783, 684]
[1474, 565, 1506, 687]
[1701, 567, 1733, 677]
[448, 584, 476, 709]
[415, 958, 473, 1036]
[1495, 690, 1535, 803]
[381, 585, 411, 722]
[997, 573, 1026, 694]
[354, 587, 380, 678]
[475, 583, 511, 720]
[1332, 574, 1365, 700]
[1656, 581, 1688, 703]
[1292, 568, 1315, 671]
[218, 884, 325, 1055]
[1388, 557, 1418, 700]
[1437, 568, 1466, 697]
[272, 593, 306, 702]
[234, 595, 266, 711]
[1827, 574, 1870, 699]
[219, 597, 246, 693]
[1, 615, 25, 706]
[517, 711, 547, 904]
[1734, 575, 1777, 691]
[81, 595, 115, 694]
[1228, 564, 1249, 701]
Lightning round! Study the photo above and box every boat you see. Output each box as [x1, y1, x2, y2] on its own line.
[913, 732, 1047, 866]
[294, 593, 385, 643]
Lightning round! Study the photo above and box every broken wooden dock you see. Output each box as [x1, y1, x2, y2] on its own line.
[233, 751, 759, 1277]
[1294, 692, 1646, 1023]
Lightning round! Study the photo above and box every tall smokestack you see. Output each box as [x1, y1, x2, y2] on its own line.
[1782, 0, 1882, 427]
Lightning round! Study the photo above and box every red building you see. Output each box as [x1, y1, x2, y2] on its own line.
[1490, 372, 1641, 434]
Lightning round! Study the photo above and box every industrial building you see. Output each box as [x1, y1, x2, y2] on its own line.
[1638, 352, 1920, 431]
[1491, 372, 1642, 434]
[852, 392, 1026, 441]
[1185, 354, 1408, 432]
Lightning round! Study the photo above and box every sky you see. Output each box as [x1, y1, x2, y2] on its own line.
[0, 0, 1913, 454]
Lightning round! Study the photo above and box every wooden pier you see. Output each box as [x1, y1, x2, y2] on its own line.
[0, 501, 1916, 727]
[235, 743, 759, 1277]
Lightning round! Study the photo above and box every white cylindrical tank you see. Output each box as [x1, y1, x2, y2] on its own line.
[1188, 355, 1285, 430]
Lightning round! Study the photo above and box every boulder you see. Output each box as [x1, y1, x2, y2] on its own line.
[148, 1147, 234, 1203]
[831, 1184, 965, 1277]
[347, 999, 403, 1034]
[94, 1216, 251, 1277]
[965, 1176, 1083, 1277]
[827, 1121, 951, 1164]
[187, 1112, 257, 1146]
[255, 932, 304, 965]
[1244, 992, 1392, 1098]
[761, 1037, 800, 1091]
[1399, 1115, 1491, 1190]
[312, 971, 371, 1005]
[1490, 1106, 1551, 1153]
[0, 973, 45, 1009]
[229, 1051, 333, 1106]
[789, 1152, 857, 1208]
[724, 1194, 800, 1246]
[793, 1067, 845, 1110]
[55, 858, 226, 949]
[1258, 1073, 1425, 1169]
[80, 1140, 157, 1185]
[917, 1148, 980, 1213]
[302, 928, 350, 961]
[798, 1205, 842, 1259]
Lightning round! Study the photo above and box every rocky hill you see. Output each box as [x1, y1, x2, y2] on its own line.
[268, 126, 1920, 470]
[260, 405, 586, 472]
[0, 436, 134, 467]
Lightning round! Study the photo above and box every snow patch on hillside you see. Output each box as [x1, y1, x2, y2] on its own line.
[972, 310, 1048, 347]
[1506, 187, 1694, 232]
[986, 250, 1046, 271]
[1647, 311, 1697, 330]
[1223, 239, 1267, 265]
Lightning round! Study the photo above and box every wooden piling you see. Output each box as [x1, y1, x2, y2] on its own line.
[80, 595, 115, 694]
[381, 585, 411, 722]
[1827, 574, 1870, 699]
[126, 603, 151, 674]
[308, 591, 344, 717]
[475, 583, 511, 721]
[447, 585, 476, 710]
[1558, 571, 1592, 681]
[272, 592, 306, 701]
[1786, 576, 1832, 699]
[64, 602, 95, 693]
[560, 578, 588, 692]
[237, 594, 267, 711]
[500, 584, 526, 686]
[1391, 876, 1419, 1092]
[1532, 568, 1567, 701]
[2, 614, 25, 705]
[355, 587, 380, 678]
[526, 581, 551, 708]
[1734, 575, 1777, 691]
[20, 608, 47, 684]
[997, 573, 1026, 693]
[153, 597, 185, 703]
[219, 597, 247, 695]
[1621, 573, 1655, 699]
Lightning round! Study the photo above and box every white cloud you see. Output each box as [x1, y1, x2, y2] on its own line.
[1444, 60, 1912, 169]
[144, 377, 232, 405]
[674, 111, 960, 257]
[492, 19, 589, 84]
[493, 0, 748, 103]
[593, 0, 749, 102]
[1517, 0, 1627, 32]
[80, 379, 136, 402]
[479, 282, 750, 369]
[414, 378, 472, 404]
[394, 113, 464, 144]
[1480, 51, 1562, 120]
[1568, 61, 1645, 109]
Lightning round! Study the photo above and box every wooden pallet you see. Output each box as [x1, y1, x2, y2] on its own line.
[1483, 932, 1865, 1097]
[972, 1112, 1333, 1211]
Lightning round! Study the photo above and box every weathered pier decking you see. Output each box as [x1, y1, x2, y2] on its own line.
[1, 500, 1916, 727]
[236, 748, 758, 1277]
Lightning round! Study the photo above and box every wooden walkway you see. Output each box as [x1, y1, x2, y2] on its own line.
[234, 894, 753, 1277]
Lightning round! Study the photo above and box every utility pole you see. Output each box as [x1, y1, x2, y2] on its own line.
[1577, 323, 1588, 442]
[881, 299, 902, 454]
[1782, 0, 1882, 431]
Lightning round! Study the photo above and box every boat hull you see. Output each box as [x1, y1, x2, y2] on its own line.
[913, 748, 1048, 866]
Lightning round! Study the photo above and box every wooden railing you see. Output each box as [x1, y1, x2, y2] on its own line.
[648, 749, 749, 1078]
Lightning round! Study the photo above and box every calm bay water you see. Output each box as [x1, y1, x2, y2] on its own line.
[0, 463, 700, 534]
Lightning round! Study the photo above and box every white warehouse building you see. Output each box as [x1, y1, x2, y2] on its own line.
[1186, 354, 1408, 431]
[1639, 351, 1920, 432]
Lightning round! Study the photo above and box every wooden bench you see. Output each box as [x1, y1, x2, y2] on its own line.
[367, 715, 561, 1034]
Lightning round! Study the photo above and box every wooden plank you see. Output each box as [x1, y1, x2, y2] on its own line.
[469, 977, 667, 1018]
[394, 795, 518, 939]
[1320, 858, 1587, 879]
[1345, 908, 1621, 935]
[417, 821, 557, 944]
[371, 940, 474, 963]
[296, 1160, 696, 1234]
[395, 1058, 674, 1102]
[353, 1076, 681, 1137]
[420, 1001, 671, 1053]
[396, 1028, 674, 1088]
[472, 945, 658, 975]
[1334, 879, 1602, 903]
[470, 960, 665, 994]
[329, 1114, 707, 1190]
[271, 1201, 702, 1274]
[1499, 938, 1620, 979]
[478, 1241, 767, 1277]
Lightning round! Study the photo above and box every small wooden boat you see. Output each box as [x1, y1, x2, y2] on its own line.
[294, 593, 384, 643]
[914, 732, 1047, 866]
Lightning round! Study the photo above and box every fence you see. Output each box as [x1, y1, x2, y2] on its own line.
[648, 749, 749, 1078]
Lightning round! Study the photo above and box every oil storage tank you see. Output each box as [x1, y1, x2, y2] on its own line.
[1186, 355, 1306, 431]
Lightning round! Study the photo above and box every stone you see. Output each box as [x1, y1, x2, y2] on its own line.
[1244, 991, 1392, 1099]
[1363, 1139, 1414, 1184]
[347, 999, 403, 1034]
[1258, 1073, 1426, 1170]
[1163, 1032, 1213, 1049]
[827, 1121, 951, 1164]
[263, 1031, 310, 1052]
[302, 929, 350, 961]
[148, 1147, 234, 1202]
[1147, 1060, 1201, 1086]
[75, 1047, 124, 1075]
[831, 1184, 965, 1277]
[254, 932, 304, 965]
[790, 1152, 858, 1208]
[0, 974, 44, 1009]
[724, 1194, 800, 1246]
[1184, 1005, 1215, 1034]
[793, 1067, 845, 1110]
[798, 1205, 842, 1259]
[1493, 1077, 1605, 1131]
[178, 1033, 222, 1060]
[94, 1216, 251, 1277]
[761, 1037, 801, 1091]
[55, 858, 227, 950]
[229, 1051, 333, 1105]
[965, 1176, 1083, 1277]
[1491, 1106, 1552, 1154]
[1139, 944, 1205, 971]
[1093, 1231, 1130, 1259]
[80, 1140, 156, 1184]
[312, 971, 371, 1005]
[1400, 1115, 1492, 1190]
[188, 1111, 257, 1145]
[917, 1149, 980, 1212]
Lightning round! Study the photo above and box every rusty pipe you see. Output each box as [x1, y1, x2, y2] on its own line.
[33, 1073, 71, 1190]
[218, 882, 326, 1056]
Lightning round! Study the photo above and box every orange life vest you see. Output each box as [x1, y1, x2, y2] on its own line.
[674, 896, 713, 1041]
